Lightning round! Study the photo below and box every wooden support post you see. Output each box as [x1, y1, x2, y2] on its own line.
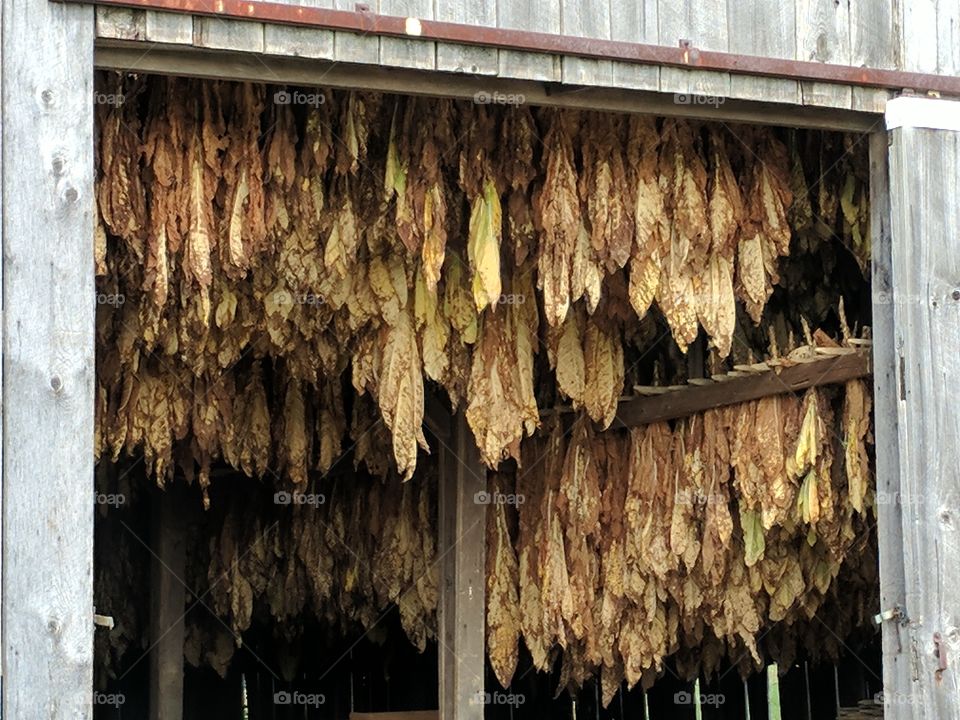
[1, 0, 95, 717]
[149, 485, 188, 720]
[870, 129, 911, 719]
[886, 101, 960, 718]
[437, 412, 486, 720]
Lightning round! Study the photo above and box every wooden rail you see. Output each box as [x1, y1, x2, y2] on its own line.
[607, 350, 872, 429]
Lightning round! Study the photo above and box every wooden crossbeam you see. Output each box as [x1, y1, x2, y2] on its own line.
[608, 350, 872, 429]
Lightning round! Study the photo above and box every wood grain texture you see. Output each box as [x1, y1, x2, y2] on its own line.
[869, 130, 911, 720]
[795, 0, 852, 108]
[561, 0, 613, 86]
[609, 0, 659, 91]
[144, 9, 192, 44]
[333, 0, 381, 64]
[888, 124, 960, 719]
[194, 16, 265, 53]
[379, 0, 435, 70]
[2, 0, 95, 716]
[727, 0, 800, 104]
[263, 0, 335, 59]
[658, 0, 730, 101]
[435, 0, 498, 75]
[96, 6, 146, 40]
[437, 413, 485, 720]
[148, 486, 188, 720]
[850, 0, 895, 113]
[497, 0, 561, 82]
[609, 352, 871, 429]
[900, 0, 939, 72]
[937, 0, 960, 76]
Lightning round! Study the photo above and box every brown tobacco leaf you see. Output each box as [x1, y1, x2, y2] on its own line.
[554, 306, 586, 406]
[843, 379, 872, 513]
[583, 318, 624, 428]
[582, 114, 634, 272]
[377, 308, 428, 480]
[626, 116, 664, 319]
[466, 270, 539, 467]
[486, 473, 521, 688]
[536, 110, 580, 326]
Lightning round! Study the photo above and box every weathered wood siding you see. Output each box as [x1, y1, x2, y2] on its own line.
[887, 120, 960, 719]
[92, 0, 960, 113]
[2, 0, 96, 718]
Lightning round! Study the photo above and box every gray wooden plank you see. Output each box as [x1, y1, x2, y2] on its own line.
[609, 0, 659, 91]
[899, 0, 939, 72]
[658, 0, 730, 101]
[437, 413, 486, 720]
[888, 123, 960, 720]
[850, 0, 895, 112]
[795, 0, 852, 109]
[379, 0, 435, 70]
[263, 0, 335, 59]
[96, 7, 146, 41]
[727, 0, 800, 104]
[937, 0, 960, 76]
[333, 0, 381, 65]
[145, 10, 193, 44]
[149, 486, 188, 720]
[497, 0, 561, 82]
[435, 0, 498, 75]
[561, 0, 613, 86]
[1, 0, 95, 716]
[869, 130, 911, 720]
[194, 16, 265, 53]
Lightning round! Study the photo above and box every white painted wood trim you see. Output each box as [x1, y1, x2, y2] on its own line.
[886, 96, 960, 132]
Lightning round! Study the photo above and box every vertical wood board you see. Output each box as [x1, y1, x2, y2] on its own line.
[609, 0, 659, 91]
[333, 0, 381, 64]
[561, 0, 613, 86]
[888, 124, 960, 719]
[727, 0, 800, 104]
[379, 0, 435, 70]
[435, 0, 498, 75]
[145, 10, 193, 44]
[194, 16, 265, 53]
[1, 0, 96, 717]
[658, 0, 730, 101]
[795, 0, 852, 108]
[869, 130, 910, 720]
[497, 0, 561, 82]
[96, 7, 146, 40]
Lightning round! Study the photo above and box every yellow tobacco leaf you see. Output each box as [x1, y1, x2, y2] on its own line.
[468, 179, 503, 312]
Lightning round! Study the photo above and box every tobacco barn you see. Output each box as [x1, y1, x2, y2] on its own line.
[2, 1, 959, 720]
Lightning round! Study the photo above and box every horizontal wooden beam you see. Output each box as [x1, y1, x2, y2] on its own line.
[93, 44, 881, 132]
[608, 351, 872, 429]
[65, 0, 960, 94]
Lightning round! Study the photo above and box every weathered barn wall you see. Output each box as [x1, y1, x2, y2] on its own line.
[90, 0, 960, 114]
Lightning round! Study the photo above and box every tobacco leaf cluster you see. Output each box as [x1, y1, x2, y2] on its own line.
[486, 380, 875, 698]
[94, 73, 869, 489]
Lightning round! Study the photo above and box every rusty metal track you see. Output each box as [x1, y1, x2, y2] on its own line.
[65, 0, 960, 95]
